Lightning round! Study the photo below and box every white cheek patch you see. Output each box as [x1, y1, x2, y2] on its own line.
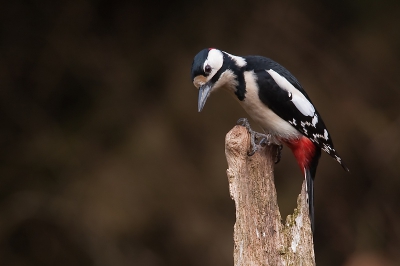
[204, 49, 224, 81]
[267, 69, 315, 117]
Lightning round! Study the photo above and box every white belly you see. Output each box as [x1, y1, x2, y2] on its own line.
[240, 71, 301, 140]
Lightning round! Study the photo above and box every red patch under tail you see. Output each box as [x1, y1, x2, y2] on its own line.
[283, 136, 320, 233]
[283, 137, 316, 173]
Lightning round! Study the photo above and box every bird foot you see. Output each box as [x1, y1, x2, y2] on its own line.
[236, 118, 283, 163]
[236, 118, 270, 156]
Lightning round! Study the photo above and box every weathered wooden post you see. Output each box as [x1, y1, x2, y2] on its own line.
[225, 125, 316, 266]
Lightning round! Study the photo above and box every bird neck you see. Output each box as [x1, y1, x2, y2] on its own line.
[234, 70, 246, 101]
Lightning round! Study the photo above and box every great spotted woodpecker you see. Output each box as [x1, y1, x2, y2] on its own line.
[191, 48, 349, 232]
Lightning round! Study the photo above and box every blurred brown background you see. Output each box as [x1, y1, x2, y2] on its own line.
[1, 0, 399, 265]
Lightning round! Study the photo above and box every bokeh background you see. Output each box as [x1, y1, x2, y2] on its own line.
[1, 0, 400, 265]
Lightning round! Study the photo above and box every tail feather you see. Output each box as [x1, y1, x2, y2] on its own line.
[306, 146, 321, 234]
[305, 169, 315, 233]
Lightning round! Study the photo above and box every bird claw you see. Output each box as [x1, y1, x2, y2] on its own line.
[237, 118, 269, 156]
[247, 149, 256, 156]
[259, 137, 268, 147]
[275, 145, 283, 164]
[236, 118, 251, 128]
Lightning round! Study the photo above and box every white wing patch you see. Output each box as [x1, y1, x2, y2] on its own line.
[312, 114, 318, 127]
[288, 118, 297, 126]
[267, 69, 315, 117]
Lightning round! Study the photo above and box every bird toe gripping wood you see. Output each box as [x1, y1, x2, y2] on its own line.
[236, 118, 270, 156]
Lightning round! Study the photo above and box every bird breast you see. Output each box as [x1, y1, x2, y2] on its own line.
[239, 71, 301, 140]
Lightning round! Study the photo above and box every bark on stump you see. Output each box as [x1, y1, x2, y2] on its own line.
[225, 125, 316, 266]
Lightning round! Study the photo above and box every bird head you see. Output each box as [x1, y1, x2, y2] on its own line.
[191, 48, 247, 112]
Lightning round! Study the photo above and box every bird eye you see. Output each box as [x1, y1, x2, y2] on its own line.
[204, 65, 212, 74]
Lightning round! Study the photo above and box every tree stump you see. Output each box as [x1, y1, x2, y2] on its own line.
[225, 125, 315, 266]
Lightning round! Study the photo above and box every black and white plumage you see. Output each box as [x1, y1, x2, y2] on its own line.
[191, 48, 349, 233]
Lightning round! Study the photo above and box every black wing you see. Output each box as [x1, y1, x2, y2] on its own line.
[245, 57, 347, 169]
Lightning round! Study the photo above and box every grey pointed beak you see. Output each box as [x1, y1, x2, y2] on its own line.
[198, 82, 213, 112]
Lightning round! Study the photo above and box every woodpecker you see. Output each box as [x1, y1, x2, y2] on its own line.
[191, 48, 349, 233]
